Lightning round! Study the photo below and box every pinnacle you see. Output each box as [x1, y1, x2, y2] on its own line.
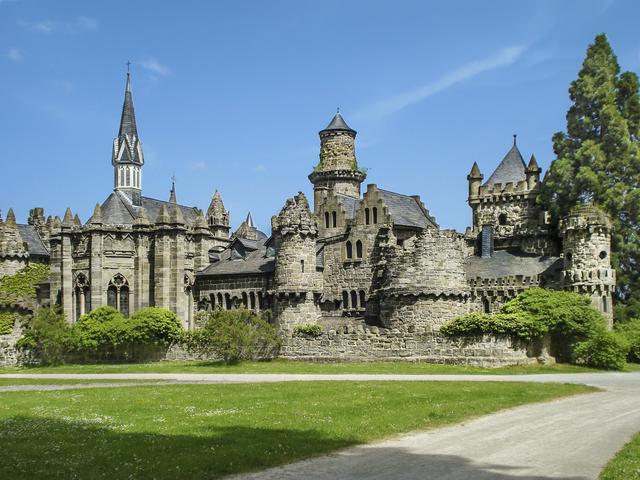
[62, 208, 74, 226]
[170, 204, 185, 225]
[90, 203, 103, 224]
[156, 203, 170, 224]
[5, 208, 17, 227]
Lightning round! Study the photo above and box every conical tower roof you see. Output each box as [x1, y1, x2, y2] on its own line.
[118, 72, 138, 138]
[319, 111, 356, 135]
[484, 136, 527, 186]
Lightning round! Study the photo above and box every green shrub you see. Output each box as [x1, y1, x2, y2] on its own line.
[441, 288, 627, 370]
[615, 318, 640, 363]
[572, 327, 629, 370]
[185, 308, 280, 363]
[129, 307, 183, 346]
[294, 323, 323, 337]
[76, 307, 130, 360]
[0, 263, 49, 305]
[16, 307, 78, 364]
[0, 311, 17, 335]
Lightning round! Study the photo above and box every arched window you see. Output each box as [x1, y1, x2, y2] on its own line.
[346, 241, 353, 259]
[242, 292, 248, 308]
[350, 290, 358, 309]
[126, 168, 131, 187]
[498, 213, 507, 226]
[108, 274, 129, 316]
[250, 292, 256, 310]
[342, 290, 349, 309]
[225, 293, 232, 310]
[365, 208, 370, 225]
[356, 240, 363, 258]
[119, 168, 124, 187]
[332, 211, 337, 228]
[210, 293, 216, 310]
[324, 212, 330, 228]
[359, 290, 366, 309]
[483, 297, 491, 314]
[372, 207, 378, 224]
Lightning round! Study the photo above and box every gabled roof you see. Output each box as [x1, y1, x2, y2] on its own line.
[198, 237, 274, 276]
[99, 191, 200, 226]
[16, 224, 49, 258]
[378, 189, 438, 229]
[484, 142, 527, 186]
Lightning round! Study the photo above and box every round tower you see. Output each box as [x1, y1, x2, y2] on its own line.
[560, 204, 615, 325]
[272, 192, 322, 331]
[308, 111, 366, 214]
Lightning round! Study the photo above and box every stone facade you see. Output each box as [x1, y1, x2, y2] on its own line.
[0, 75, 617, 366]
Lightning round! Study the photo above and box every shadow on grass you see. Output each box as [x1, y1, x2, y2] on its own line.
[1, 416, 584, 480]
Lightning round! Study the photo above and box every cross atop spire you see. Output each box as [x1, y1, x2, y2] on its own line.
[513, 134, 517, 146]
[169, 174, 177, 204]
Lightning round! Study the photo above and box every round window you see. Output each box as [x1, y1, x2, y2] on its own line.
[599, 251, 607, 259]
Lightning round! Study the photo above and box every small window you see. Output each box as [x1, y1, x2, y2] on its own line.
[483, 297, 491, 314]
[599, 251, 607, 259]
[356, 240, 363, 258]
[566, 252, 573, 262]
[498, 213, 507, 226]
[365, 208, 370, 225]
[602, 296, 608, 313]
[324, 212, 330, 228]
[301, 259, 305, 273]
[332, 211, 337, 228]
[359, 290, 366, 308]
[372, 207, 378, 224]
[346, 241, 353, 259]
[350, 290, 358, 309]
[342, 290, 349, 309]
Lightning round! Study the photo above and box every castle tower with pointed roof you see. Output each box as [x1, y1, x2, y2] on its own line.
[112, 69, 144, 206]
[467, 136, 553, 256]
[308, 111, 366, 214]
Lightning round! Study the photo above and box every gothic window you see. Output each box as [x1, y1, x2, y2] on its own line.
[107, 286, 117, 309]
[483, 297, 491, 314]
[108, 274, 130, 316]
[498, 213, 507, 226]
[350, 290, 358, 309]
[325, 212, 330, 228]
[332, 211, 337, 228]
[356, 240, 363, 259]
[346, 241, 353, 259]
[119, 285, 130, 317]
[365, 208, 370, 225]
[126, 168, 131, 187]
[359, 290, 366, 309]
[119, 168, 124, 187]
[342, 290, 349, 309]
[372, 207, 378, 224]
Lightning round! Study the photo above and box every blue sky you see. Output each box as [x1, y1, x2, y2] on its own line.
[1, 0, 638, 233]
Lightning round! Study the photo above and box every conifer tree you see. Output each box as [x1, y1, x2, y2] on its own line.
[540, 34, 640, 321]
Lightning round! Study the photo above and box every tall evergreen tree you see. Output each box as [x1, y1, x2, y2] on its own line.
[540, 34, 640, 321]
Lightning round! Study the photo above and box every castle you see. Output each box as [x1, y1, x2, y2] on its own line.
[0, 72, 616, 364]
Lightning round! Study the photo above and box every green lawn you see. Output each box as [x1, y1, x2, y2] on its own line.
[0, 378, 164, 386]
[600, 431, 640, 480]
[0, 381, 594, 479]
[0, 359, 608, 375]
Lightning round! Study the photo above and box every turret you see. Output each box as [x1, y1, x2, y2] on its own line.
[467, 162, 483, 199]
[206, 190, 230, 239]
[112, 67, 144, 206]
[560, 204, 615, 325]
[525, 154, 541, 190]
[308, 111, 366, 214]
[272, 192, 322, 330]
[0, 208, 28, 276]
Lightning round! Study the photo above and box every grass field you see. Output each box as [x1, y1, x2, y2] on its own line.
[0, 381, 594, 479]
[0, 378, 164, 386]
[0, 359, 611, 375]
[600, 431, 640, 480]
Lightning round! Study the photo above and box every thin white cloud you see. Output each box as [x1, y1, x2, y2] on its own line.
[139, 58, 172, 77]
[189, 161, 207, 171]
[19, 16, 98, 34]
[6, 47, 22, 61]
[253, 164, 267, 173]
[357, 45, 525, 120]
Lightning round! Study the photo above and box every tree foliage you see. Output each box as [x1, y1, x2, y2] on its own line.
[184, 308, 280, 363]
[538, 34, 640, 320]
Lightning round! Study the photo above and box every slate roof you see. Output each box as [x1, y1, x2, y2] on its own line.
[465, 250, 562, 280]
[119, 73, 138, 138]
[99, 191, 200, 226]
[379, 189, 438, 229]
[320, 112, 356, 134]
[335, 194, 360, 220]
[17, 224, 49, 258]
[197, 237, 274, 276]
[484, 143, 527, 186]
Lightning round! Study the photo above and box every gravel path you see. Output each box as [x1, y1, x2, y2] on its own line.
[1, 372, 638, 479]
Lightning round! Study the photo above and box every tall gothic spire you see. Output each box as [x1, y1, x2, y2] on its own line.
[118, 69, 138, 138]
